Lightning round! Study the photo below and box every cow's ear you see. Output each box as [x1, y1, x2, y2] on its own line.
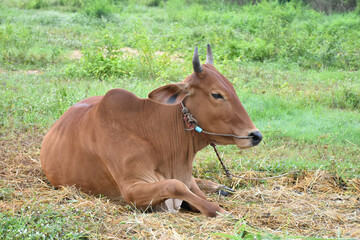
[148, 83, 188, 105]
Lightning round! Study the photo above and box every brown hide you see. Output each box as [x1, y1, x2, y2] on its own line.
[40, 45, 261, 217]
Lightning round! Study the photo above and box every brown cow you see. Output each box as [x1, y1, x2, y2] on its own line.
[40, 45, 262, 217]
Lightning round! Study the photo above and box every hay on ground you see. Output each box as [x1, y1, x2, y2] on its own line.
[1, 134, 359, 239]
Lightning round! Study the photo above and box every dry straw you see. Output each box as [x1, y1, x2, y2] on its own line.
[1, 134, 359, 239]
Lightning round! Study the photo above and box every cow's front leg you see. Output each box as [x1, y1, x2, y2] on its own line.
[122, 179, 225, 217]
[178, 177, 209, 213]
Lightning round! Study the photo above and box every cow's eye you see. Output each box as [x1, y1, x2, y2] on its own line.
[211, 93, 224, 100]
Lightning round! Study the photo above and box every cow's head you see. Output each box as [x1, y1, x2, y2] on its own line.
[149, 45, 262, 149]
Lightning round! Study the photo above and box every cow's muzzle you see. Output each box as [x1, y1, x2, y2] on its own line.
[249, 131, 262, 146]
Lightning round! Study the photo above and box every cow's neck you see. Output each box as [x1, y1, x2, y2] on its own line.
[143, 101, 209, 179]
[171, 104, 210, 180]
[172, 103, 210, 153]
[188, 125, 211, 153]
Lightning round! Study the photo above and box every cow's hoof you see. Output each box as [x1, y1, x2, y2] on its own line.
[218, 186, 235, 196]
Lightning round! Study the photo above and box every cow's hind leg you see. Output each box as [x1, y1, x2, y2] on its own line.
[194, 178, 235, 196]
[182, 177, 233, 212]
[122, 179, 225, 217]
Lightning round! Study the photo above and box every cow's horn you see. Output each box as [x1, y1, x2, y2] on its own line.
[192, 46, 203, 73]
[206, 44, 213, 65]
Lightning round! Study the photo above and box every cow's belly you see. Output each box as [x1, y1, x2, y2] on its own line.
[42, 139, 121, 198]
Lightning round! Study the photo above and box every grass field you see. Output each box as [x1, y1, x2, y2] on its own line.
[1, 0, 359, 239]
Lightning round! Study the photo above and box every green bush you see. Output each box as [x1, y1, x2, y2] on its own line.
[1, 0, 360, 72]
[220, 1, 360, 69]
[67, 32, 135, 80]
[332, 83, 360, 109]
[79, 46, 137, 80]
[59, 0, 85, 9]
[241, 38, 275, 61]
[18, 0, 85, 11]
[84, 0, 114, 19]
[68, 22, 186, 82]
[0, 24, 32, 67]
[0, 23, 63, 69]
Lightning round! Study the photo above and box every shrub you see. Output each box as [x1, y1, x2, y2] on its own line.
[68, 22, 187, 82]
[332, 83, 360, 109]
[0, 22, 64, 69]
[227, 38, 275, 61]
[68, 33, 136, 80]
[84, 0, 114, 19]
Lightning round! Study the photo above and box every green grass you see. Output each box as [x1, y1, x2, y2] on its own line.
[1, 0, 360, 238]
[0, 0, 359, 180]
[0, 207, 88, 239]
[214, 218, 283, 239]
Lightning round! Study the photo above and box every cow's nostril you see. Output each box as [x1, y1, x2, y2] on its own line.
[249, 131, 262, 146]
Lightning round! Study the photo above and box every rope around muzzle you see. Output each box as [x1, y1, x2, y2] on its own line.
[181, 101, 296, 181]
[180, 102, 251, 140]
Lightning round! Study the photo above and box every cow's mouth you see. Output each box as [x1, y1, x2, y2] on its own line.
[234, 139, 253, 149]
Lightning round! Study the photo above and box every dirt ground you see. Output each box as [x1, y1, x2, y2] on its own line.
[1, 133, 359, 239]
